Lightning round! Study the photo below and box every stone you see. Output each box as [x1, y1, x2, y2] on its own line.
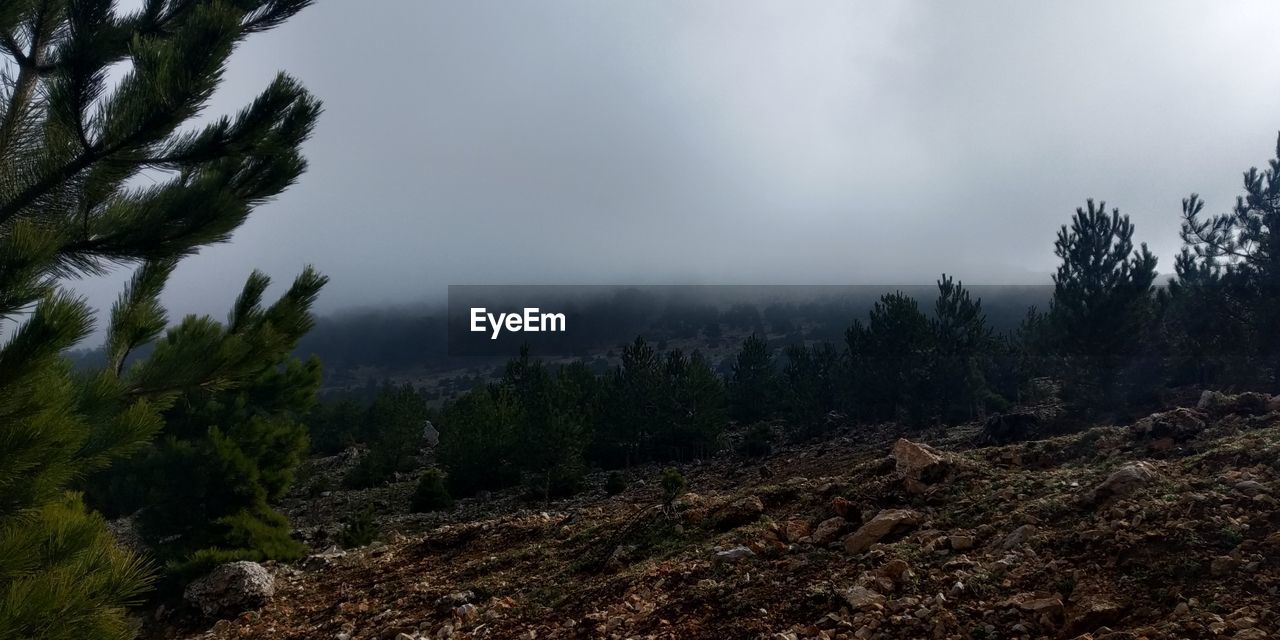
[843, 509, 924, 554]
[810, 517, 846, 545]
[842, 585, 885, 611]
[891, 439, 948, 483]
[832, 496, 856, 520]
[1198, 390, 1273, 416]
[1131, 407, 1206, 444]
[714, 546, 756, 563]
[1001, 524, 1037, 550]
[715, 495, 764, 529]
[783, 519, 812, 543]
[1088, 462, 1160, 504]
[982, 411, 1040, 444]
[183, 561, 275, 617]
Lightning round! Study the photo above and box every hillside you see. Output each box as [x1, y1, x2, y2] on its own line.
[151, 392, 1280, 640]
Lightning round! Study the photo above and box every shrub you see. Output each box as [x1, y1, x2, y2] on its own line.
[411, 469, 454, 513]
[740, 423, 774, 458]
[605, 471, 628, 496]
[339, 508, 379, 549]
[660, 468, 687, 505]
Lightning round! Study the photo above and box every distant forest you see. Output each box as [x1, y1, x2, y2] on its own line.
[71, 285, 1053, 391]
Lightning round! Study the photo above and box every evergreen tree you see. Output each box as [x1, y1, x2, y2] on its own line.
[595, 337, 662, 467]
[0, 1, 319, 635]
[844, 292, 931, 423]
[654, 349, 726, 460]
[90, 269, 326, 577]
[929, 275, 995, 423]
[344, 384, 428, 489]
[1048, 200, 1158, 408]
[436, 385, 522, 497]
[781, 342, 839, 437]
[728, 334, 778, 423]
[1176, 135, 1280, 389]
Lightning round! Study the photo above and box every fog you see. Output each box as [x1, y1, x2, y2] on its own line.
[68, 1, 1280, 329]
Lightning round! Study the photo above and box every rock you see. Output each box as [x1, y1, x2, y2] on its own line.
[1065, 597, 1125, 635]
[810, 517, 847, 545]
[783, 519, 811, 543]
[891, 439, 948, 483]
[1198, 390, 1274, 416]
[842, 585, 885, 611]
[832, 496, 856, 520]
[843, 509, 924, 554]
[1131, 407, 1206, 444]
[1000, 524, 1037, 550]
[453, 603, 479, 623]
[422, 419, 440, 446]
[183, 561, 275, 617]
[982, 411, 1040, 444]
[434, 591, 475, 612]
[1088, 462, 1160, 504]
[1210, 555, 1239, 576]
[715, 495, 764, 529]
[714, 546, 756, 563]
[877, 558, 913, 584]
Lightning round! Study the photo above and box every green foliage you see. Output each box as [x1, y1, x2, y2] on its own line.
[437, 385, 523, 497]
[91, 269, 325, 572]
[0, 1, 319, 635]
[740, 423, 774, 458]
[660, 468, 687, 505]
[728, 334, 779, 423]
[1048, 200, 1158, 408]
[339, 507, 379, 549]
[605, 471, 628, 496]
[927, 275, 996, 424]
[411, 468, 454, 513]
[307, 397, 366, 455]
[845, 292, 933, 423]
[1172, 136, 1280, 390]
[344, 384, 428, 489]
[781, 342, 839, 437]
[593, 338, 726, 466]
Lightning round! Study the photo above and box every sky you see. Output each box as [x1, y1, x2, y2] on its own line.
[69, 0, 1280, 326]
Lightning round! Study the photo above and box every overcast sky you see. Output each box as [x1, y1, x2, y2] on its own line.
[69, 0, 1280, 327]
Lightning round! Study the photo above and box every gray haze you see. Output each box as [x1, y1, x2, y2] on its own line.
[70, 1, 1280, 328]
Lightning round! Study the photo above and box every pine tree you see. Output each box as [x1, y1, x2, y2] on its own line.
[929, 275, 995, 423]
[844, 292, 931, 423]
[1048, 200, 1158, 408]
[1176, 135, 1280, 389]
[91, 270, 326, 577]
[0, 1, 320, 635]
[728, 334, 778, 423]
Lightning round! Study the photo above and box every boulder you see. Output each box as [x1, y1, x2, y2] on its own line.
[714, 495, 764, 529]
[1000, 524, 1036, 550]
[843, 509, 924, 554]
[1131, 407, 1206, 444]
[1088, 461, 1160, 504]
[810, 517, 847, 545]
[982, 411, 1040, 444]
[1197, 390, 1274, 416]
[783, 519, 812, 543]
[183, 561, 275, 617]
[842, 585, 885, 611]
[891, 439, 948, 483]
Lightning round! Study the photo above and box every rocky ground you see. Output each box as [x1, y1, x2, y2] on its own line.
[153, 391, 1280, 640]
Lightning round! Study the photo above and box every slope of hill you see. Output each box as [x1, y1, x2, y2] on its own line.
[155, 393, 1280, 640]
